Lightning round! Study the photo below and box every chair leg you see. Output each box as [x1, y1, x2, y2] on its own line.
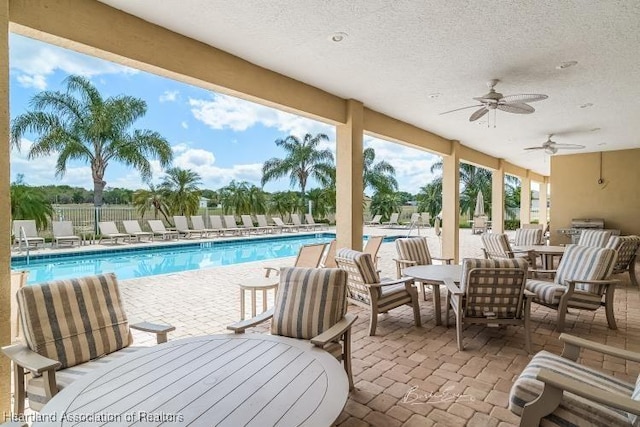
[630, 261, 639, 287]
[368, 310, 378, 336]
[523, 298, 532, 353]
[556, 303, 568, 333]
[343, 330, 354, 391]
[605, 285, 618, 330]
[456, 311, 463, 351]
[13, 363, 25, 415]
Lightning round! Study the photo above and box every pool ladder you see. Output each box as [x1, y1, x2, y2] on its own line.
[18, 226, 30, 264]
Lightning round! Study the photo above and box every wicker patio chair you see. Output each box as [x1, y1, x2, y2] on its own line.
[605, 234, 640, 286]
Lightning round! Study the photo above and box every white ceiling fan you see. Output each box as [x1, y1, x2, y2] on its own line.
[524, 135, 585, 155]
[440, 79, 548, 124]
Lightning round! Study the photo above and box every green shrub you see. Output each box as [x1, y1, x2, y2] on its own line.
[504, 219, 521, 230]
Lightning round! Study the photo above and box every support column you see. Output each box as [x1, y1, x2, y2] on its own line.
[491, 161, 505, 234]
[442, 141, 460, 263]
[539, 179, 548, 229]
[520, 172, 531, 225]
[336, 100, 364, 250]
[0, 0, 11, 414]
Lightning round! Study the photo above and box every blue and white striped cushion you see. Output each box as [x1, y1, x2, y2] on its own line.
[514, 228, 543, 246]
[555, 245, 617, 295]
[578, 230, 613, 248]
[630, 374, 640, 426]
[395, 237, 432, 265]
[336, 248, 379, 284]
[481, 233, 512, 258]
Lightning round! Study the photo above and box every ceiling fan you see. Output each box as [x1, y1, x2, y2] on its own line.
[524, 135, 585, 155]
[440, 79, 548, 125]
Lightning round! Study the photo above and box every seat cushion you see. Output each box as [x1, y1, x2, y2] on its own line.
[378, 281, 412, 312]
[509, 350, 633, 427]
[526, 280, 565, 305]
[555, 245, 617, 295]
[578, 230, 613, 248]
[26, 346, 142, 411]
[271, 267, 347, 340]
[515, 228, 542, 246]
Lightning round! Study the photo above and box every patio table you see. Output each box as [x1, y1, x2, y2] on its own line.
[403, 264, 463, 326]
[34, 334, 349, 427]
[513, 245, 566, 269]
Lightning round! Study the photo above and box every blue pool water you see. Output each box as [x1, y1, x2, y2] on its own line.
[12, 234, 393, 285]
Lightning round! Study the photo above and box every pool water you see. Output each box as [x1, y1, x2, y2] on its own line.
[12, 234, 339, 285]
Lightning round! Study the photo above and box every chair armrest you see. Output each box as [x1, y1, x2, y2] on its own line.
[536, 368, 640, 415]
[264, 267, 279, 278]
[1, 344, 61, 374]
[524, 289, 535, 297]
[559, 333, 640, 362]
[393, 259, 417, 267]
[130, 322, 176, 344]
[310, 314, 358, 346]
[442, 277, 462, 295]
[564, 279, 621, 286]
[376, 277, 414, 288]
[432, 257, 454, 264]
[227, 308, 275, 333]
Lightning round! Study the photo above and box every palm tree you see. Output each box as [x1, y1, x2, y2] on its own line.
[416, 178, 442, 223]
[159, 167, 202, 216]
[306, 187, 334, 219]
[369, 192, 401, 222]
[268, 191, 299, 221]
[132, 184, 171, 223]
[363, 147, 398, 194]
[10, 75, 173, 206]
[10, 175, 54, 230]
[219, 180, 267, 215]
[261, 133, 334, 209]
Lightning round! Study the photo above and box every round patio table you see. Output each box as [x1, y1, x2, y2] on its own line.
[513, 245, 566, 269]
[403, 265, 463, 326]
[34, 334, 349, 427]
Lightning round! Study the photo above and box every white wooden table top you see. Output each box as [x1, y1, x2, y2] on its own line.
[35, 334, 348, 427]
[403, 265, 462, 283]
[513, 245, 566, 254]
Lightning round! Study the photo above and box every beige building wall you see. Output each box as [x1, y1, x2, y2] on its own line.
[550, 149, 640, 245]
[0, 0, 9, 413]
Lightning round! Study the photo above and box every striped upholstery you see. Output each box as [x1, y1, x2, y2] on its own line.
[271, 267, 347, 340]
[481, 233, 512, 258]
[378, 284, 413, 312]
[630, 375, 640, 426]
[514, 228, 543, 246]
[578, 230, 613, 248]
[460, 258, 528, 317]
[17, 273, 132, 370]
[335, 248, 380, 304]
[396, 237, 432, 265]
[606, 235, 640, 272]
[509, 350, 633, 426]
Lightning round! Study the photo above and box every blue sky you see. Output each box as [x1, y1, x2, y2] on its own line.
[9, 34, 440, 195]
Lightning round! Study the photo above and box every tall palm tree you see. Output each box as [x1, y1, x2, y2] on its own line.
[416, 178, 442, 223]
[10, 175, 54, 230]
[159, 167, 202, 216]
[219, 180, 267, 215]
[132, 184, 171, 223]
[363, 147, 398, 194]
[369, 192, 401, 222]
[306, 187, 334, 219]
[268, 191, 299, 221]
[261, 133, 334, 208]
[10, 75, 173, 206]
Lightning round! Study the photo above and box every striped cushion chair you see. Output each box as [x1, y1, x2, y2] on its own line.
[444, 258, 530, 351]
[481, 233, 537, 267]
[335, 248, 421, 336]
[1, 273, 174, 414]
[509, 333, 640, 427]
[606, 235, 640, 287]
[514, 228, 543, 246]
[525, 245, 618, 332]
[228, 267, 357, 390]
[577, 229, 613, 247]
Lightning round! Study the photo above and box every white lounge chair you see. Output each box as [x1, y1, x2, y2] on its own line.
[256, 215, 279, 233]
[98, 221, 131, 244]
[382, 212, 400, 227]
[173, 216, 205, 239]
[365, 214, 382, 226]
[272, 217, 298, 232]
[305, 214, 325, 230]
[210, 215, 237, 236]
[241, 215, 270, 234]
[12, 220, 45, 248]
[122, 220, 153, 242]
[290, 213, 312, 231]
[190, 215, 220, 237]
[52, 221, 81, 247]
[223, 215, 248, 235]
[147, 220, 180, 240]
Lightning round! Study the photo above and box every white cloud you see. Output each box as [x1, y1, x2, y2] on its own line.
[159, 90, 179, 102]
[181, 121, 189, 129]
[10, 34, 138, 90]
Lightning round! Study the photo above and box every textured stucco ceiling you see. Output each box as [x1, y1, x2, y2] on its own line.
[99, 0, 640, 175]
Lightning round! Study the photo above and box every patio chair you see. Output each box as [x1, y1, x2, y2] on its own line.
[12, 220, 45, 248]
[336, 248, 421, 336]
[305, 213, 325, 230]
[228, 267, 357, 390]
[1, 273, 174, 414]
[173, 215, 205, 238]
[472, 215, 489, 234]
[444, 258, 531, 351]
[525, 244, 618, 332]
[521, 223, 543, 230]
[10, 270, 27, 341]
[256, 214, 279, 233]
[605, 234, 640, 286]
[481, 233, 537, 267]
[365, 214, 382, 226]
[382, 212, 400, 227]
[394, 237, 454, 299]
[514, 227, 544, 246]
[509, 333, 640, 427]
[98, 221, 131, 244]
[241, 214, 267, 234]
[147, 219, 180, 240]
[122, 220, 153, 242]
[190, 215, 219, 237]
[577, 229, 613, 247]
[320, 239, 338, 268]
[420, 212, 431, 227]
[408, 212, 420, 228]
[51, 221, 81, 247]
[264, 242, 327, 278]
[272, 216, 298, 232]
[290, 213, 312, 231]
[363, 235, 384, 268]
[223, 215, 249, 235]
[210, 215, 237, 236]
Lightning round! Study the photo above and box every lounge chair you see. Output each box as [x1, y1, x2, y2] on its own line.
[320, 239, 338, 268]
[364, 235, 384, 267]
[122, 220, 153, 242]
[305, 213, 325, 230]
[382, 212, 400, 227]
[290, 213, 312, 231]
[190, 215, 220, 237]
[147, 219, 180, 240]
[98, 221, 131, 244]
[272, 216, 298, 232]
[365, 214, 382, 226]
[210, 215, 239, 236]
[241, 215, 267, 234]
[420, 212, 431, 227]
[224, 215, 249, 235]
[264, 242, 327, 278]
[173, 215, 205, 238]
[51, 221, 81, 247]
[256, 214, 279, 233]
[12, 220, 45, 248]
[472, 215, 489, 234]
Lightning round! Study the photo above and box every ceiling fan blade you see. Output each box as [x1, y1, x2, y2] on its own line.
[553, 143, 585, 149]
[524, 146, 545, 151]
[501, 94, 548, 104]
[469, 107, 489, 122]
[497, 103, 535, 114]
[439, 105, 483, 115]
[473, 97, 498, 103]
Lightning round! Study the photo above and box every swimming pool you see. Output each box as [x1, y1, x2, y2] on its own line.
[12, 234, 394, 284]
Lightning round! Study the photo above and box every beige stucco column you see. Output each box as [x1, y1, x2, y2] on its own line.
[442, 141, 460, 262]
[0, 0, 10, 413]
[491, 161, 505, 233]
[538, 179, 548, 228]
[336, 100, 364, 250]
[520, 173, 531, 225]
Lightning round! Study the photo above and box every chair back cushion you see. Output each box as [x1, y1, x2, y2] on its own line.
[396, 237, 432, 265]
[514, 228, 543, 246]
[460, 258, 528, 318]
[336, 248, 380, 305]
[606, 235, 640, 272]
[17, 273, 131, 369]
[577, 230, 613, 247]
[481, 233, 512, 258]
[555, 245, 617, 295]
[271, 267, 347, 340]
